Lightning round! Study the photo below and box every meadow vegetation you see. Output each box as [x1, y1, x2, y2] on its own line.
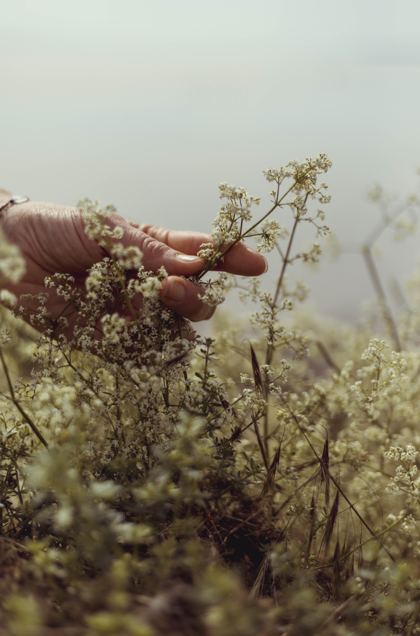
[1, 155, 420, 635]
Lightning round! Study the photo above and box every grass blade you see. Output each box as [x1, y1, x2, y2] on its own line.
[254, 421, 269, 471]
[259, 445, 281, 499]
[306, 494, 316, 561]
[321, 490, 339, 553]
[320, 437, 330, 505]
[250, 344, 264, 396]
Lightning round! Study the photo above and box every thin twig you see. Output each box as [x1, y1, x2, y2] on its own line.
[0, 349, 48, 448]
[280, 396, 400, 566]
[316, 341, 340, 373]
[362, 247, 401, 351]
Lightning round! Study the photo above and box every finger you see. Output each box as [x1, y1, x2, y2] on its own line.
[107, 215, 206, 276]
[159, 276, 216, 322]
[139, 225, 268, 276]
[212, 241, 268, 276]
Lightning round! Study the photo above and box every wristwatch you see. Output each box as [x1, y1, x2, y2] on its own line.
[0, 195, 30, 218]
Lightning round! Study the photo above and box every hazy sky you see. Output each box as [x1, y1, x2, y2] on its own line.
[2, 0, 420, 324]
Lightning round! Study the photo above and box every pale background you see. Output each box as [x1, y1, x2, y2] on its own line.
[1, 0, 420, 327]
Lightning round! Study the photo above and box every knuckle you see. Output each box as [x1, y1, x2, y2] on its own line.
[138, 225, 169, 244]
[139, 235, 168, 261]
[137, 224, 154, 233]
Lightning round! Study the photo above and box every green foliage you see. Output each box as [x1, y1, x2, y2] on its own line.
[1, 155, 420, 634]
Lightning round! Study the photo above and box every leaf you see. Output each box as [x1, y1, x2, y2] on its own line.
[321, 490, 339, 553]
[333, 539, 341, 600]
[258, 445, 281, 499]
[229, 426, 243, 443]
[219, 395, 238, 419]
[250, 344, 264, 396]
[320, 437, 330, 505]
[254, 421, 269, 471]
[250, 556, 270, 601]
[306, 494, 316, 561]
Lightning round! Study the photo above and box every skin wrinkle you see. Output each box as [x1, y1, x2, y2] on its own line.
[139, 225, 171, 248]
[8, 205, 99, 275]
[75, 210, 107, 268]
[143, 225, 202, 258]
[0, 193, 267, 330]
[44, 206, 97, 272]
[107, 218, 194, 274]
[2, 211, 49, 280]
[140, 224, 207, 256]
[137, 233, 169, 267]
[138, 224, 267, 276]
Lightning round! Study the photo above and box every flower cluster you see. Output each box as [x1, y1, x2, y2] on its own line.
[2, 155, 420, 635]
[384, 444, 420, 497]
[256, 219, 282, 253]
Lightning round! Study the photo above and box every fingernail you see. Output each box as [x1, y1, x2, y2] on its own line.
[263, 257, 269, 274]
[164, 278, 186, 302]
[176, 254, 204, 263]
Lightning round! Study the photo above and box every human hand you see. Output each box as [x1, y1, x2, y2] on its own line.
[0, 190, 267, 333]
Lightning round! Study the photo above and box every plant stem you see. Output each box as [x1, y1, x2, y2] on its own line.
[109, 253, 147, 348]
[281, 396, 400, 565]
[196, 173, 308, 282]
[362, 247, 401, 351]
[0, 349, 49, 448]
